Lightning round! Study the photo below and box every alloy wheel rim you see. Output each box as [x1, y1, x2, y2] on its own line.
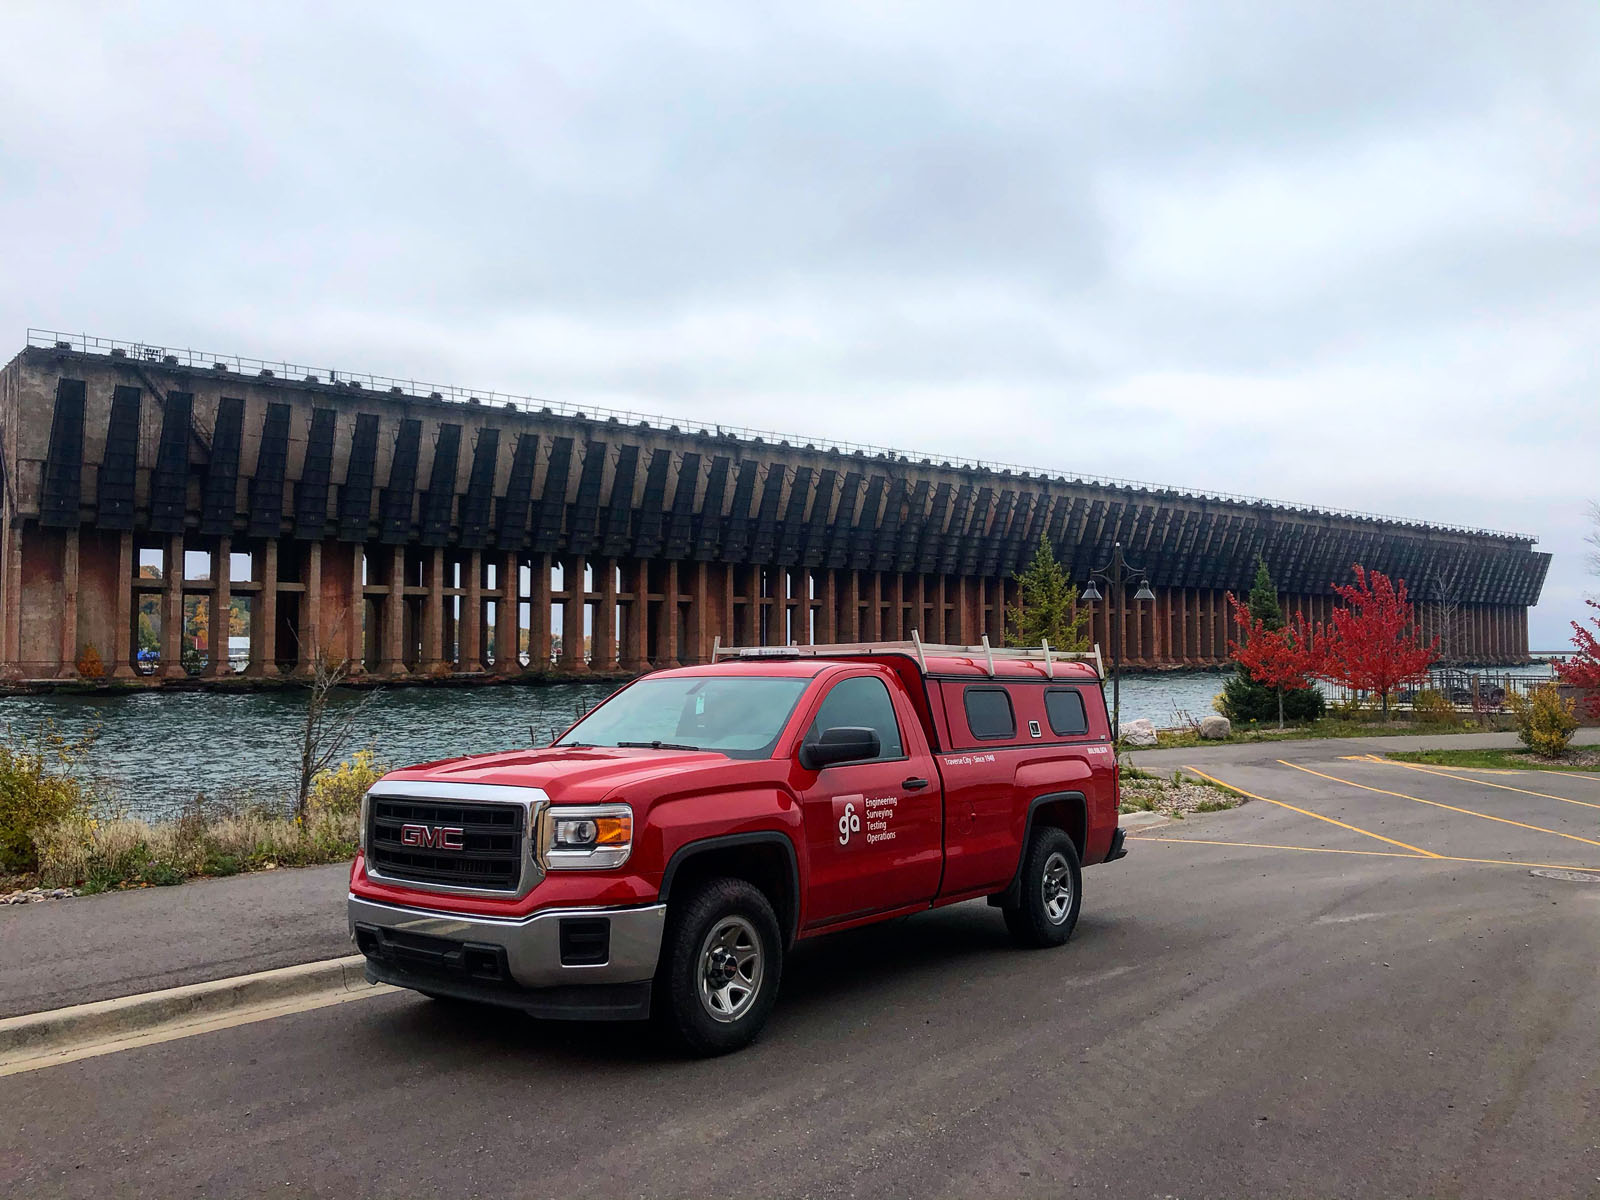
[697, 915, 764, 1023]
[1042, 851, 1073, 923]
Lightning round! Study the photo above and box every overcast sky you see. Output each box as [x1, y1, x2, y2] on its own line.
[4, 2, 1596, 645]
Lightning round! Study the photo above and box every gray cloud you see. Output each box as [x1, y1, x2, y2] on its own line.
[3, 0, 1597, 643]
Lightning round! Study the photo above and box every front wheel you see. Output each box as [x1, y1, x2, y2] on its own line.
[655, 878, 784, 1056]
[1003, 828, 1082, 948]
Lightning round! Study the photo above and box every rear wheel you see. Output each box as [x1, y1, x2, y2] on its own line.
[1003, 828, 1082, 948]
[655, 878, 783, 1056]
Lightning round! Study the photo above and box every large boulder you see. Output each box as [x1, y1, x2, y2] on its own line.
[1118, 718, 1157, 746]
[1198, 714, 1232, 740]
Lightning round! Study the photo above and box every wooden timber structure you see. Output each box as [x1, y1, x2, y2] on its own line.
[0, 333, 1550, 683]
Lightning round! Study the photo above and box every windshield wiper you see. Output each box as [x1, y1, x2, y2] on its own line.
[615, 740, 702, 752]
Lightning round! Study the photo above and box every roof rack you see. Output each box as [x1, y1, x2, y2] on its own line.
[710, 631, 1104, 680]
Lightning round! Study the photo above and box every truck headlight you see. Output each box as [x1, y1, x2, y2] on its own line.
[541, 804, 633, 870]
[358, 791, 371, 855]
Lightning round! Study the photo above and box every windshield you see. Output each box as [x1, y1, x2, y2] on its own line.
[554, 675, 812, 759]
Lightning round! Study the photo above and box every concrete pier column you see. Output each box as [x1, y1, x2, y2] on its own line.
[842, 572, 860, 641]
[818, 570, 838, 644]
[422, 548, 445, 672]
[687, 562, 710, 664]
[530, 554, 552, 669]
[461, 550, 482, 672]
[623, 560, 648, 671]
[595, 558, 618, 671]
[720, 564, 736, 649]
[160, 535, 186, 678]
[57, 529, 80, 678]
[112, 532, 136, 678]
[204, 536, 231, 677]
[0, 525, 19, 675]
[248, 541, 280, 676]
[494, 552, 520, 674]
[560, 556, 587, 672]
[866, 573, 883, 640]
[661, 561, 680, 663]
[346, 545, 365, 673]
[292, 541, 323, 676]
[379, 545, 405, 676]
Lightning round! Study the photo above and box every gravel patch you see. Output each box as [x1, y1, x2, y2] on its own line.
[1120, 769, 1242, 818]
[0, 886, 80, 906]
[1528, 749, 1600, 768]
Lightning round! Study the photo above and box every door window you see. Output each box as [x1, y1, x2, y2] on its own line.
[804, 676, 903, 761]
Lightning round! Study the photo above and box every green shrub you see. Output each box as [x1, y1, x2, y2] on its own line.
[307, 749, 387, 820]
[1506, 683, 1579, 757]
[1217, 667, 1326, 726]
[1412, 688, 1462, 728]
[0, 725, 98, 873]
[1327, 695, 1369, 721]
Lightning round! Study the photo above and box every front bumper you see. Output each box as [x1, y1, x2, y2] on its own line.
[349, 895, 667, 1018]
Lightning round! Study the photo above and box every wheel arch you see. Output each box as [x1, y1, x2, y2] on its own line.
[660, 832, 802, 949]
[990, 791, 1086, 909]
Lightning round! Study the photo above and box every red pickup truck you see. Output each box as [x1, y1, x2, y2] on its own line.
[349, 638, 1126, 1054]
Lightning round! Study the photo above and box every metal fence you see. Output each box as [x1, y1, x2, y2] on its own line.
[24, 327, 1537, 542]
[1320, 665, 1558, 713]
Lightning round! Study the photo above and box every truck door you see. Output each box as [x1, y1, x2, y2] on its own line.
[795, 672, 943, 928]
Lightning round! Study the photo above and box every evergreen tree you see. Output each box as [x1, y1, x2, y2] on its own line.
[1218, 559, 1326, 725]
[1006, 536, 1090, 651]
[1246, 559, 1284, 629]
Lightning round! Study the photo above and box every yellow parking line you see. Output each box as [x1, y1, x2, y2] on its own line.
[1369, 757, 1600, 811]
[1129, 835, 1600, 874]
[1131, 835, 1428, 861]
[1182, 765, 1441, 857]
[1278, 760, 1600, 850]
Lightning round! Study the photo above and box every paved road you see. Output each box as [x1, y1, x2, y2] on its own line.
[6, 744, 1600, 1197]
[4, 729, 1590, 1018]
[0, 863, 352, 1017]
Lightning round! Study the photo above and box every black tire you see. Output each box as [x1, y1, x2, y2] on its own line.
[1002, 828, 1082, 948]
[655, 877, 784, 1056]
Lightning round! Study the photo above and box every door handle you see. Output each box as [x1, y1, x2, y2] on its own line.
[902, 777, 930, 790]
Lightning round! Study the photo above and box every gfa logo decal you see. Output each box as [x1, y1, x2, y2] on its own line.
[833, 795, 863, 846]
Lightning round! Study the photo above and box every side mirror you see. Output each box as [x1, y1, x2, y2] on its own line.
[800, 726, 880, 771]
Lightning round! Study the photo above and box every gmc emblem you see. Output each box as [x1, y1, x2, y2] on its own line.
[400, 823, 465, 850]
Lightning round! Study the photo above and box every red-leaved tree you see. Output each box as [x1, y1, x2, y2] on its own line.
[1319, 564, 1436, 719]
[1553, 598, 1600, 719]
[1227, 594, 1320, 729]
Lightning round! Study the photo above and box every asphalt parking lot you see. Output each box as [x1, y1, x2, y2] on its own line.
[4, 741, 1598, 1199]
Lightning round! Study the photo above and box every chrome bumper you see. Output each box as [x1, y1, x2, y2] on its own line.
[348, 895, 667, 989]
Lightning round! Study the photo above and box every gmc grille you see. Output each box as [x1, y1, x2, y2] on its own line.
[367, 797, 526, 892]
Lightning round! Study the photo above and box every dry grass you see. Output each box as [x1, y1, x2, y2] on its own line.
[33, 806, 359, 891]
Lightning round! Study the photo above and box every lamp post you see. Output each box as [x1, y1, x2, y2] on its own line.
[1079, 541, 1155, 740]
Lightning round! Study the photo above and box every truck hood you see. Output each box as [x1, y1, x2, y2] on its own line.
[381, 745, 756, 805]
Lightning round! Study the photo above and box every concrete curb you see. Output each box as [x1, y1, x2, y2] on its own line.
[0, 955, 370, 1058]
[1119, 811, 1172, 832]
